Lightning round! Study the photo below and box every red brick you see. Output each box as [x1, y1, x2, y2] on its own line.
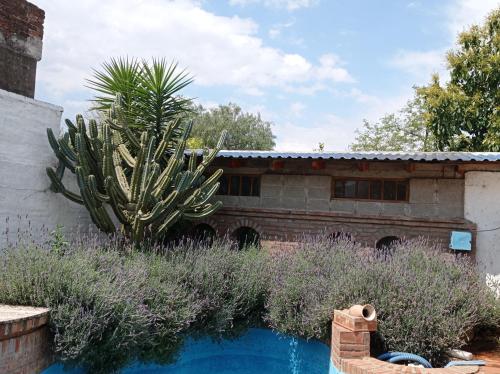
[332, 322, 370, 344]
[334, 309, 378, 332]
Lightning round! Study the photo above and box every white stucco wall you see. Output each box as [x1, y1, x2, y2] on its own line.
[464, 171, 500, 276]
[0, 89, 93, 246]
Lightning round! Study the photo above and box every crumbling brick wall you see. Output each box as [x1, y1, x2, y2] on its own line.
[0, 0, 45, 97]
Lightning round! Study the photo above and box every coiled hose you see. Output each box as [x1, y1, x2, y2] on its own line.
[377, 352, 432, 368]
[445, 360, 485, 368]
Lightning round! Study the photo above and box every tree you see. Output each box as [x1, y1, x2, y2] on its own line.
[416, 8, 500, 151]
[47, 59, 226, 243]
[189, 103, 276, 150]
[350, 98, 436, 151]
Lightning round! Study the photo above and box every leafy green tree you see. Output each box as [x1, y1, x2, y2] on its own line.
[189, 103, 276, 150]
[350, 99, 436, 151]
[416, 8, 500, 151]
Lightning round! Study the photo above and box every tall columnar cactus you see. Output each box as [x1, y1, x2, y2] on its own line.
[47, 101, 227, 243]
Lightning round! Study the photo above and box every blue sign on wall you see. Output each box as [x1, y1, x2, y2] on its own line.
[449, 231, 472, 251]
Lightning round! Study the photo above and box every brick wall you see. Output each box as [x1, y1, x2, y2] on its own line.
[331, 308, 482, 373]
[201, 158, 486, 251]
[201, 206, 476, 250]
[0, 305, 52, 374]
[0, 0, 45, 97]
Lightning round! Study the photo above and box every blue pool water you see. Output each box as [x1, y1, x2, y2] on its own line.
[42, 328, 342, 374]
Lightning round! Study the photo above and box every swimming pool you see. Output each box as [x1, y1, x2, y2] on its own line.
[42, 328, 341, 373]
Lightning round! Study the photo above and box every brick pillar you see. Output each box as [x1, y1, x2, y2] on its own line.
[0, 0, 45, 97]
[0, 305, 52, 374]
[330, 308, 377, 368]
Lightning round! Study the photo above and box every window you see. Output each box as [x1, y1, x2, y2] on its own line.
[217, 175, 260, 196]
[332, 179, 408, 202]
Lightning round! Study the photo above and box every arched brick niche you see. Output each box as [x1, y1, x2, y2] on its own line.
[0, 305, 52, 373]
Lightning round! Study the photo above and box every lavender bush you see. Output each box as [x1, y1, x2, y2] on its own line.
[266, 237, 499, 366]
[0, 233, 498, 371]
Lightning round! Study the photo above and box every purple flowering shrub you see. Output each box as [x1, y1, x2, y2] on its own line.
[265, 237, 499, 365]
[0, 233, 497, 370]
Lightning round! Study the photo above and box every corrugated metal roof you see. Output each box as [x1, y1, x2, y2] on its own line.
[211, 150, 500, 162]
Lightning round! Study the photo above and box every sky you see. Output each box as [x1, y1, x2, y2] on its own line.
[32, 0, 499, 151]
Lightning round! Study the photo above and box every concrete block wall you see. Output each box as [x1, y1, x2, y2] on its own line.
[0, 0, 44, 97]
[219, 174, 465, 221]
[464, 172, 500, 276]
[0, 89, 94, 247]
[206, 158, 475, 250]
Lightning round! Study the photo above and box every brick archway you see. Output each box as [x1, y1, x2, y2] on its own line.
[196, 217, 222, 236]
[226, 218, 263, 239]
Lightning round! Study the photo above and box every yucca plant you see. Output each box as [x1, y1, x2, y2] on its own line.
[46, 59, 226, 243]
[87, 57, 193, 135]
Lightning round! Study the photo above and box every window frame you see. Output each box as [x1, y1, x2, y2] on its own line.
[331, 177, 409, 202]
[217, 174, 261, 197]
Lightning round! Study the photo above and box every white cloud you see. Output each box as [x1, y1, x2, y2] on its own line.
[272, 89, 412, 152]
[446, 0, 498, 41]
[388, 49, 446, 81]
[229, 0, 318, 11]
[290, 102, 305, 116]
[33, 0, 351, 109]
[316, 54, 354, 83]
[388, 0, 498, 83]
[274, 115, 354, 151]
[268, 20, 295, 39]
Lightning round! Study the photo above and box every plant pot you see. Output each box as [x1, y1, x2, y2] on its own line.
[348, 304, 376, 321]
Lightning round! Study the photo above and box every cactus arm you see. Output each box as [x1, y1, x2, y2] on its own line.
[130, 132, 149, 202]
[139, 190, 178, 224]
[153, 154, 180, 198]
[75, 167, 115, 232]
[88, 120, 104, 171]
[64, 119, 78, 145]
[88, 175, 110, 203]
[46, 167, 84, 204]
[188, 150, 196, 172]
[54, 162, 65, 182]
[183, 201, 223, 219]
[105, 177, 131, 224]
[102, 124, 115, 179]
[47, 128, 76, 172]
[58, 133, 77, 161]
[137, 162, 158, 214]
[153, 119, 177, 161]
[105, 176, 129, 205]
[155, 210, 181, 238]
[190, 130, 227, 184]
[106, 117, 141, 150]
[200, 169, 223, 190]
[152, 137, 187, 198]
[190, 182, 220, 208]
[117, 144, 136, 167]
[114, 164, 131, 200]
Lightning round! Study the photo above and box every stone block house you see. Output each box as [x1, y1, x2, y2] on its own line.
[198, 151, 500, 275]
